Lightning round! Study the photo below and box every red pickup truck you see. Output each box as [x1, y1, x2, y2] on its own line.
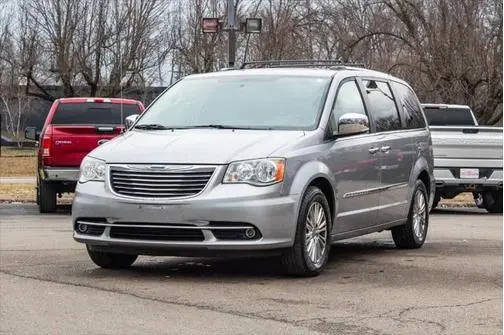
[25, 98, 145, 212]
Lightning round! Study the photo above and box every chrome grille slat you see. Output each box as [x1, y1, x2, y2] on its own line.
[112, 172, 213, 178]
[114, 185, 204, 191]
[110, 165, 214, 198]
[116, 191, 195, 196]
[112, 177, 210, 183]
[113, 181, 207, 187]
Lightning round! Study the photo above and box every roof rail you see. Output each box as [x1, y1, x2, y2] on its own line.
[240, 59, 366, 69]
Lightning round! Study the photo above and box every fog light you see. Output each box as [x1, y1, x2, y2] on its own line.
[78, 223, 88, 233]
[245, 228, 256, 239]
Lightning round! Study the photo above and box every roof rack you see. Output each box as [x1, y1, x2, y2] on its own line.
[240, 59, 366, 69]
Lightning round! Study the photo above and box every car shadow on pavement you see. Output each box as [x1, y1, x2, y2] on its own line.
[85, 240, 397, 280]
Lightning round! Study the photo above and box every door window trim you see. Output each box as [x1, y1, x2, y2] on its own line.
[325, 76, 375, 140]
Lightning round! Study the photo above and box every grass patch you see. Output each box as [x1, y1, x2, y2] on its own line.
[0, 183, 74, 203]
[0, 183, 35, 202]
[1, 147, 37, 176]
[1, 147, 37, 157]
[0, 155, 37, 177]
[440, 192, 475, 207]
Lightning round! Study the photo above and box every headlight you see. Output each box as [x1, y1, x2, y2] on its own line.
[79, 156, 106, 183]
[223, 158, 285, 186]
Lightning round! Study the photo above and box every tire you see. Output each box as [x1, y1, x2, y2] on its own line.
[39, 181, 57, 213]
[473, 192, 485, 209]
[281, 186, 332, 277]
[392, 180, 429, 249]
[431, 192, 441, 210]
[483, 191, 503, 214]
[86, 245, 138, 269]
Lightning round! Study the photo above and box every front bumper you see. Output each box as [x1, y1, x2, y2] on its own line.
[72, 167, 299, 255]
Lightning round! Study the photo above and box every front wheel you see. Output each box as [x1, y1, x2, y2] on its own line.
[281, 186, 332, 277]
[392, 180, 429, 249]
[86, 245, 138, 269]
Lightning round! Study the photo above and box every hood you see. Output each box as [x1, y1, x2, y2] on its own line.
[90, 129, 305, 164]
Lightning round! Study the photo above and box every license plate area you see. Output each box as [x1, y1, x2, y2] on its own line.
[460, 168, 479, 179]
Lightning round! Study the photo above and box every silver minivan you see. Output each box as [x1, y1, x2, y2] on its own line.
[73, 62, 434, 276]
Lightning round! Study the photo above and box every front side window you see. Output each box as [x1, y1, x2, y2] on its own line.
[329, 80, 367, 134]
[136, 75, 332, 130]
[363, 80, 401, 132]
[391, 82, 426, 129]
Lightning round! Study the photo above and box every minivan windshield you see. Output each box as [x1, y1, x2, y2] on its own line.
[136, 75, 332, 130]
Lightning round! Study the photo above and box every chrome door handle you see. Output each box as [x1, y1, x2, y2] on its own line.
[380, 146, 391, 153]
[369, 147, 380, 154]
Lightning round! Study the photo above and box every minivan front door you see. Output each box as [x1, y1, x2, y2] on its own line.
[329, 135, 382, 233]
[325, 79, 381, 234]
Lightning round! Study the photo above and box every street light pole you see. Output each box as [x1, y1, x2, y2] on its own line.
[226, 0, 236, 67]
[202, 3, 261, 69]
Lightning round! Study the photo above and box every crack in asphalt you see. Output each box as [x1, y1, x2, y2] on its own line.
[0, 269, 334, 334]
[350, 297, 500, 333]
[1, 267, 501, 335]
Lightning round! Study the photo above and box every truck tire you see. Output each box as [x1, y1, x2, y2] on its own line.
[39, 181, 57, 213]
[392, 180, 429, 249]
[473, 192, 485, 208]
[483, 191, 503, 214]
[281, 186, 332, 277]
[86, 245, 137, 269]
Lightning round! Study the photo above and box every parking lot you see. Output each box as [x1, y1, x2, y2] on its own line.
[0, 203, 501, 335]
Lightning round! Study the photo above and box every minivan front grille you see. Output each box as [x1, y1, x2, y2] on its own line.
[110, 165, 215, 198]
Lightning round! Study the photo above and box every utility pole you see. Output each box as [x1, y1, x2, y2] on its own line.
[226, 0, 237, 68]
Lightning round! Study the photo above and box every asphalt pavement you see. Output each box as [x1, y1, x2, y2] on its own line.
[0, 203, 502, 335]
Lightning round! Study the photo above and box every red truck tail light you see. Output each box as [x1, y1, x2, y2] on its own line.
[42, 136, 51, 157]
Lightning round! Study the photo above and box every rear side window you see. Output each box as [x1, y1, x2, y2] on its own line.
[363, 80, 401, 132]
[51, 103, 140, 125]
[391, 82, 426, 129]
[329, 80, 367, 134]
[423, 108, 475, 126]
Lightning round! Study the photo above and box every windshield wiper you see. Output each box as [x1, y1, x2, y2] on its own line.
[134, 124, 172, 130]
[190, 124, 266, 130]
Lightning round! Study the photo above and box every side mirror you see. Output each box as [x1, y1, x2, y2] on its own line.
[124, 114, 140, 130]
[25, 127, 39, 141]
[337, 113, 370, 137]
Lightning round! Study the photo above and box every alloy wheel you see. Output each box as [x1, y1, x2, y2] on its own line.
[304, 202, 328, 267]
[412, 190, 427, 240]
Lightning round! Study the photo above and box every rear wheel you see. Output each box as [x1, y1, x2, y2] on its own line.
[39, 181, 57, 213]
[392, 180, 429, 249]
[281, 186, 331, 277]
[483, 191, 503, 214]
[86, 245, 138, 269]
